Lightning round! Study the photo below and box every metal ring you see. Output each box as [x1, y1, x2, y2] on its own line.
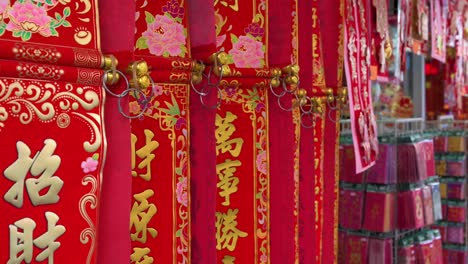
[300, 112, 315, 128]
[327, 96, 338, 110]
[277, 94, 295, 112]
[299, 96, 314, 114]
[102, 69, 129, 98]
[117, 88, 149, 119]
[200, 85, 222, 109]
[328, 107, 339, 123]
[191, 78, 210, 96]
[270, 79, 287, 98]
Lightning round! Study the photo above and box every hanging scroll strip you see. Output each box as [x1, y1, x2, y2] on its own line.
[187, 0, 219, 263]
[295, 0, 316, 262]
[0, 59, 107, 86]
[268, 0, 296, 262]
[212, 0, 271, 262]
[127, 0, 193, 263]
[344, 0, 379, 173]
[318, 0, 346, 262]
[0, 77, 106, 264]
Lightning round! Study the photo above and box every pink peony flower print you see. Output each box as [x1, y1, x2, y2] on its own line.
[176, 177, 188, 207]
[0, 0, 9, 21]
[129, 101, 141, 114]
[256, 150, 267, 175]
[229, 35, 265, 68]
[260, 253, 268, 263]
[153, 84, 164, 96]
[6, 2, 52, 36]
[142, 14, 186, 57]
[81, 157, 98, 174]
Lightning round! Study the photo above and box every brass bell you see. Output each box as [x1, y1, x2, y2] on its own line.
[290, 64, 300, 75]
[296, 88, 307, 98]
[127, 61, 149, 77]
[103, 55, 119, 70]
[192, 62, 206, 73]
[104, 72, 120, 85]
[270, 78, 280, 88]
[130, 75, 151, 89]
[271, 68, 282, 78]
[217, 52, 229, 65]
[191, 73, 203, 85]
[285, 75, 299, 85]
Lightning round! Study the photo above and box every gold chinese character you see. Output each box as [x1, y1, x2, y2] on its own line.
[222, 255, 236, 264]
[215, 112, 244, 157]
[131, 130, 159, 181]
[216, 159, 241, 206]
[130, 189, 158, 243]
[8, 212, 65, 264]
[216, 209, 247, 251]
[4, 140, 63, 208]
[214, 0, 239, 11]
[131, 247, 154, 264]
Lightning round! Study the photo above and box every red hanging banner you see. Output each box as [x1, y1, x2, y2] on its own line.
[344, 0, 379, 173]
[0, 77, 106, 264]
[213, 0, 270, 262]
[129, 0, 192, 263]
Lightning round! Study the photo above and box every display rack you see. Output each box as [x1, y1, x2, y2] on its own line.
[339, 118, 434, 264]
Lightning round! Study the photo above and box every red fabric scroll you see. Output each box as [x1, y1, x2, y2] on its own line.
[0, 59, 105, 86]
[268, 0, 296, 262]
[97, 1, 135, 264]
[188, 1, 218, 264]
[0, 77, 106, 264]
[297, 0, 316, 263]
[128, 0, 193, 263]
[344, 0, 379, 173]
[319, 0, 345, 263]
[0, 42, 106, 68]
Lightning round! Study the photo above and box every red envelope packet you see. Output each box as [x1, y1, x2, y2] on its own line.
[431, 230, 443, 264]
[422, 139, 436, 177]
[447, 200, 467, 223]
[433, 136, 448, 153]
[414, 232, 433, 264]
[443, 245, 468, 264]
[339, 184, 365, 230]
[398, 237, 417, 264]
[363, 185, 396, 232]
[447, 223, 465, 244]
[340, 144, 365, 183]
[345, 233, 369, 264]
[447, 178, 466, 200]
[398, 188, 425, 230]
[368, 237, 393, 264]
[422, 185, 435, 225]
[367, 144, 397, 184]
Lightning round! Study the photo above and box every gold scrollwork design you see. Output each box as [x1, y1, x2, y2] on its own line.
[171, 60, 192, 71]
[73, 48, 101, 68]
[17, 63, 65, 81]
[79, 175, 98, 264]
[170, 72, 189, 83]
[13, 44, 61, 64]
